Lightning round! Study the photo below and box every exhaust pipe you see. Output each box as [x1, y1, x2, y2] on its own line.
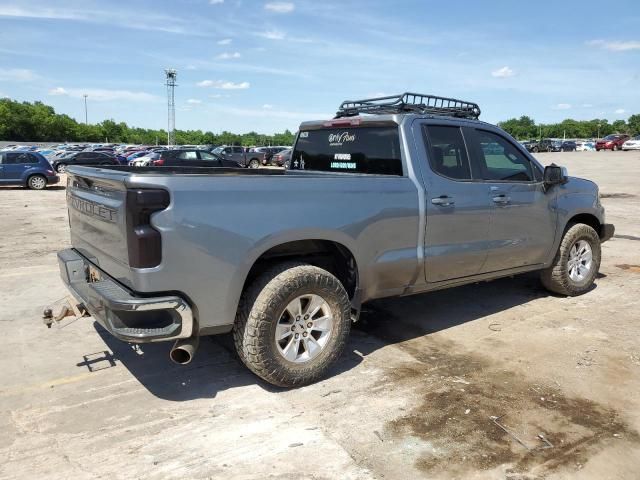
[170, 336, 199, 365]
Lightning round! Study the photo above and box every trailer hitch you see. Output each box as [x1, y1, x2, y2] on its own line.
[43, 296, 89, 329]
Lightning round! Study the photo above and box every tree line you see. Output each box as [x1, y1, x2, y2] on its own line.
[498, 115, 640, 140]
[0, 99, 296, 146]
[1, 98, 639, 145]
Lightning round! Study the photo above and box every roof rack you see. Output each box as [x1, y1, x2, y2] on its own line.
[335, 92, 481, 120]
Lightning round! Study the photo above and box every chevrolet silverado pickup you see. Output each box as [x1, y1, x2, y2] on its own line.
[56, 93, 614, 387]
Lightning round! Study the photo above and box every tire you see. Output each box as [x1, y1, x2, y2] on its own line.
[55, 163, 67, 173]
[248, 159, 260, 169]
[27, 174, 47, 190]
[233, 262, 351, 387]
[612, 144, 619, 151]
[532, 147, 539, 153]
[540, 223, 601, 296]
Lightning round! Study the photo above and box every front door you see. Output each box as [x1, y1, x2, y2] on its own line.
[419, 123, 494, 283]
[465, 128, 557, 272]
[1, 152, 33, 181]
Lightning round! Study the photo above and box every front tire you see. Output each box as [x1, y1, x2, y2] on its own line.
[233, 262, 351, 387]
[540, 223, 601, 296]
[27, 174, 47, 190]
[55, 163, 67, 173]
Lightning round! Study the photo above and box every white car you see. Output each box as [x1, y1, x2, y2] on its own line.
[130, 152, 160, 166]
[575, 141, 595, 152]
[622, 136, 640, 151]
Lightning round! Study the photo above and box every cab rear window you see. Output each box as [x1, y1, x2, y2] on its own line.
[291, 126, 402, 175]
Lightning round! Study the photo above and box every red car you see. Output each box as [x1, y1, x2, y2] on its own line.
[596, 134, 630, 151]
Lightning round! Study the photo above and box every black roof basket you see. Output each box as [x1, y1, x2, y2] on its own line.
[335, 92, 481, 120]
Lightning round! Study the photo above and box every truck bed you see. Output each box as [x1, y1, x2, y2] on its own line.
[94, 165, 286, 176]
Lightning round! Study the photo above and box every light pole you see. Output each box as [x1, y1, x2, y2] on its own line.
[83, 94, 88, 124]
[597, 123, 601, 140]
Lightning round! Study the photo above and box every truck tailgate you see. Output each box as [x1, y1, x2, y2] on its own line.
[67, 168, 131, 269]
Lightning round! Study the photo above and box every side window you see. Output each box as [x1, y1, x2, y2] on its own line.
[223, 147, 232, 154]
[472, 130, 534, 182]
[423, 125, 471, 180]
[178, 151, 198, 160]
[17, 153, 37, 164]
[233, 147, 244, 154]
[4, 153, 19, 164]
[199, 151, 218, 161]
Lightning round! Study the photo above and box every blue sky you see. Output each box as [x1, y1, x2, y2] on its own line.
[0, 0, 639, 134]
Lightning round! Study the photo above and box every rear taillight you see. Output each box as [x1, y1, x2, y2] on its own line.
[126, 189, 170, 268]
[153, 159, 164, 166]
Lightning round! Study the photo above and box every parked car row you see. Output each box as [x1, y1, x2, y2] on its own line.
[519, 135, 640, 153]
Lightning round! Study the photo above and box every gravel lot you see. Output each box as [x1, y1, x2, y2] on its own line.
[1, 151, 639, 480]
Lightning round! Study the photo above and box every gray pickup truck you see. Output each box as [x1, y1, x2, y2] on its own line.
[56, 93, 614, 387]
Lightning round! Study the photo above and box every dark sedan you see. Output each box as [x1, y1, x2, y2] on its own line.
[52, 151, 120, 173]
[152, 149, 243, 168]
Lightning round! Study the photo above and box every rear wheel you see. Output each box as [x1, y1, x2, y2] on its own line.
[55, 163, 67, 173]
[233, 262, 351, 387]
[27, 174, 47, 190]
[248, 159, 260, 169]
[540, 223, 601, 296]
[612, 144, 619, 151]
[532, 146, 539, 153]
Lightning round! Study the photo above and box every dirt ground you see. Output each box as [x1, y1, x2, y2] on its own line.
[1, 150, 639, 480]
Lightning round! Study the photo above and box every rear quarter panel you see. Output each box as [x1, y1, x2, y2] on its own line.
[126, 173, 420, 330]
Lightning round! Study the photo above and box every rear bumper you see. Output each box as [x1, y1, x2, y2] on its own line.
[600, 224, 615, 243]
[57, 248, 194, 343]
[47, 174, 60, 184]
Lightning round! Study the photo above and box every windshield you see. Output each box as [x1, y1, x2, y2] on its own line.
[603, 135, 619, 140]
[291, 126, 402, 175]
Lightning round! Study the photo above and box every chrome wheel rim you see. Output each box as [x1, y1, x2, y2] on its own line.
[57, 164, 66, 173]
[568, 240, 593, 282]
[30, 177, 45, 189]
[275, 294, 334, 363]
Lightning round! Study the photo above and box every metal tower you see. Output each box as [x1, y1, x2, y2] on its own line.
[165, 69, 177, 146]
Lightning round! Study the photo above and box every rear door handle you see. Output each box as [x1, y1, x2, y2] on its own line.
[492, 194, 510, 204]
[431, 196, 455, 206]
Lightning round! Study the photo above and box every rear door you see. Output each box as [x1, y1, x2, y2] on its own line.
[417, 123, 493, 282]
[465, 127, 556, 272]
[197, 150, 223, 167]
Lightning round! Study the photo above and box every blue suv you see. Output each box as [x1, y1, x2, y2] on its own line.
[0, 151, 60, 189]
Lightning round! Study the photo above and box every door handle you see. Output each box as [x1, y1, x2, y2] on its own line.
[431, 196, 455, 206]
[492, 194, 510, 204]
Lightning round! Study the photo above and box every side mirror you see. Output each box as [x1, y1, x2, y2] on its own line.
[544, 164, 568, 186]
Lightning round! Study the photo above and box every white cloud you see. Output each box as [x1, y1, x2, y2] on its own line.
[216, 52, 241, 60]
[258, 30, 286, 40]
[0, 68, 37, 81]
[209, 94, 229, 99]
[582, 103, 593, 108]
[587, 39, 640, 52]
[217, 38, 232, 45]
[491, 66, 514, 78]
[197, 80, 250, 89]
[185, 64, 197, 70]
[615, 108, 626, 114]
[262, 104, 273, 109]
[48, 87, 67, 96]
[0, 5, 206, 36]
[211, 105, 330, 120]
[555, 103, 572, 110]
[48, 87, 157, 102]
[209, 0, 224, 4]
[187, 98, 202, 104]
[264, 2, 295, 13]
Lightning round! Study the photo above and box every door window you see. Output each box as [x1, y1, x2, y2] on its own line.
[5, 153, 37, 164]
[178, 151, 198, 160]
[422, 125, 471, 180]
[198, 151, 219, 162]
[471, 130, 534, 182]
